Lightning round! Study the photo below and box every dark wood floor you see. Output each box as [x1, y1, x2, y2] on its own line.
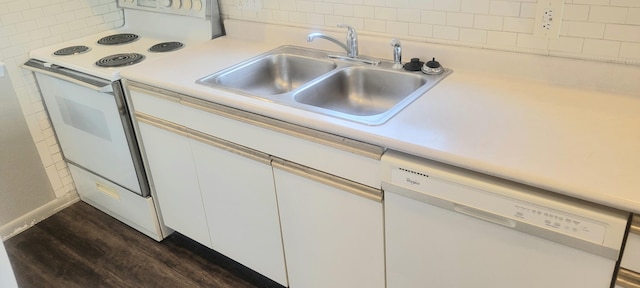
[4, 201, 285, 288]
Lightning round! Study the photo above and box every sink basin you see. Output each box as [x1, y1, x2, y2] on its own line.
[294, 67, 427, 117]
[197, 49, 336, 95]
[196, 45, 451, 125]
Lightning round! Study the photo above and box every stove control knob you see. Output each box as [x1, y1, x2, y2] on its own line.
[192, 0, 203, 11]
[163, 0, 172, 7]
[172, 0, 182, 9]
[183, 0, 192, 10]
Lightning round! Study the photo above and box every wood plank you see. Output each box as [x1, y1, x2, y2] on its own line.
[4, 202, 285, 288]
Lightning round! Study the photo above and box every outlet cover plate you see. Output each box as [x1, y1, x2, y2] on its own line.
[534, 0, 565, 38]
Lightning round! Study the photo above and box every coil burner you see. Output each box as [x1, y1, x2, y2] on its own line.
[97, 33, 139, 45]
[54, 45, 91, 56]
[95, 53, 145, 68]
[149, 41, 184, 53]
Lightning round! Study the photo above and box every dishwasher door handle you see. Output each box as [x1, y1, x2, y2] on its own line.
[453, 204, 517, 228]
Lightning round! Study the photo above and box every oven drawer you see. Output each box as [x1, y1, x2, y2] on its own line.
[68, 163, 162, 241]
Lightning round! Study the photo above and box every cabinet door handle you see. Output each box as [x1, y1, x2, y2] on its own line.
[136, 112, 270, 165]
[272, 157, 382, 202]
[618, 268, 640, 288]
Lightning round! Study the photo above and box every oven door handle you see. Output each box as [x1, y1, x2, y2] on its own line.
[23, 59, 113, 93]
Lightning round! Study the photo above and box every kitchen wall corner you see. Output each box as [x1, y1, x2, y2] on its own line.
[218, 0, 640, 66]
[0, 0, 124, 199]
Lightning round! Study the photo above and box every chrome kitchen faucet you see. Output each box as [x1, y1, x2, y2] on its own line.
[307, 24, 380, 65]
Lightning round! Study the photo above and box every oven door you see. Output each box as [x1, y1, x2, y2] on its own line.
[31, 70, 145, 196]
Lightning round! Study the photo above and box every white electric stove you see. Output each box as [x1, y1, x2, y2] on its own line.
[23, 0, 222, 241]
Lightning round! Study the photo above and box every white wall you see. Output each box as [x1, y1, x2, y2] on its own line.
[219, 0, 640, 65]
[0, 0, 123, 199]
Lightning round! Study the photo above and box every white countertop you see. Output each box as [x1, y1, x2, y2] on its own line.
[121, 20, 640, 214]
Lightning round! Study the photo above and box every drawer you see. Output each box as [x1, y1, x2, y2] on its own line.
[68, 163, 163, 241]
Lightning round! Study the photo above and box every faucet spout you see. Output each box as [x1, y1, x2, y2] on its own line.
[307, 24, 359, 58]
[307, 33, 350, 53]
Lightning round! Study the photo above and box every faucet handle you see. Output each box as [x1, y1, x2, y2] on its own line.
[337, 24, 358, 57]
[337, 23, 354, 30]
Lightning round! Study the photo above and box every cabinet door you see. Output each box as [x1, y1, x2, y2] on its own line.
[190, 139, 288, 286]
[137, 121, 212, 248]
[273, 161, 385, 288]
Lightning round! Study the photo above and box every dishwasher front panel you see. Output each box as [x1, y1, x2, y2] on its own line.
[385, 191, 617, 288]
[381, 150, 629, 288]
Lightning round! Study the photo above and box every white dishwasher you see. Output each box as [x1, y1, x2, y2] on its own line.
[381, 150, 629, 288]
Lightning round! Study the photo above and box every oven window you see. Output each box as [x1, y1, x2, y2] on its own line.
[57, 95, 112, 141]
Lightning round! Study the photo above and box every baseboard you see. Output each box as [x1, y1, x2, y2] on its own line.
[0, 192, 80, 240]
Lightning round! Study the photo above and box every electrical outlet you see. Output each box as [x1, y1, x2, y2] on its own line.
[238, 0, 261, 11]
[534, 0, 565, 38]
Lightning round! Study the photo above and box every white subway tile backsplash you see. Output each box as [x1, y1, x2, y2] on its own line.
[421, 10, 447, 25]
[397, 8, 420, 23]
[335, 4, 355, 16]
[408, 0, 434, 10]
[315, 2, 334, 14]
[434, 0, 461, 12]
[604, 24, 640, 42]
[520, 3, 536, 18]
[574, 0, 611, 5]
[296, 1, 314, 13]
[565, 21, 606, 38]
[386, 21, 409, 34]
[386, 0, 409, 8]
[503, 17, 534, 33]
[374, 6, 396, 20]
[487, 30, 518, 46]
[588, 6, 628, 24]
[620, 42, 640, 59]
[364, 18, 387, 32]
[517, 33, 549, 50]
[354, 5, 375, 18]
[461, 0, 490, 14]
[409, 22, 434, 37]
[611, 0, 640, 8]
[549, 37, 585, 52]
[626, 8, 640, 25]
[563, 4, 590, 21]
[433, 25, 460, 40]
[460, 28, 487, 43]
[583, 39, 622, 56]
[446, 12, 474, 28]
[474, 14, 503, 30]
[489, 0, 520, 17]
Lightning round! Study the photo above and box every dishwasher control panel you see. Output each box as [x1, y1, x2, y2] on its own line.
[511, 201, 607, 244]
[388, 166, 608, 245]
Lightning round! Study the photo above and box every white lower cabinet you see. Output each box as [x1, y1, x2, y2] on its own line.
[189, 138, 288, 286]
[129, 84, 385, 287]
[137, 121, 212, 247]
[272, 160, 385, 288]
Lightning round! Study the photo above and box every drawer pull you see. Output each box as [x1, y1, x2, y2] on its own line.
[96, 182, 120, 200]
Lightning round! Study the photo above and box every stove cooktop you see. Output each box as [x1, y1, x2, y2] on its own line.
[29, 30, 191, 81]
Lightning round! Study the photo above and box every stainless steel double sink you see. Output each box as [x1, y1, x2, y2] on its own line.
[196, 46, 451, 125]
